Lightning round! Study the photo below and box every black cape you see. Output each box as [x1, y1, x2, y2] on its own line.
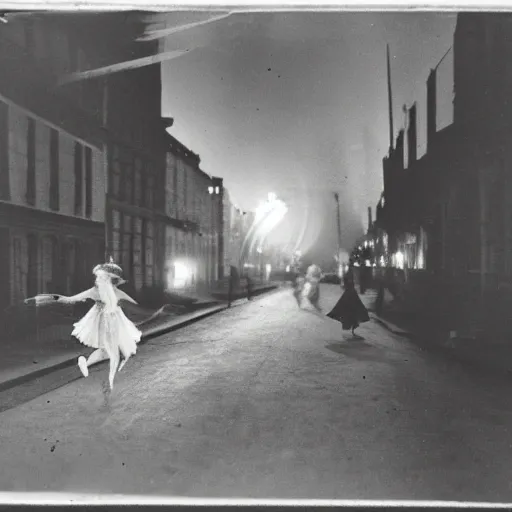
[326, 286, 370, 330]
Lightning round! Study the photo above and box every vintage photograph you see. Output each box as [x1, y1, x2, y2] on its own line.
[0, 6, 510, 505]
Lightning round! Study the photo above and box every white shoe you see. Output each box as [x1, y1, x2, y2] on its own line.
[78, 356, 89, 377]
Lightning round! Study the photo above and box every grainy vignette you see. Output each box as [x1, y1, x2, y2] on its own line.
[0, 1, 511, 508]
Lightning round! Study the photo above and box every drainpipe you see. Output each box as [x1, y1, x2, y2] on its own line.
[102, 77, 109, 262]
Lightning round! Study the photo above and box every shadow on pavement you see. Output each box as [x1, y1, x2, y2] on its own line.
[325, 341, 387, 363]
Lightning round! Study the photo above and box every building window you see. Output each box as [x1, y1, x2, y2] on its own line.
[122, 214, 132, 279]
[133, 217, 143, 290]
[173, 158, 179, 218]
[144, 220, 154, 287]
[85, 146, 92, 218]
[26, 118, 36, 206]
[140, 165, 147, 208]
[124, 154, 134, 205]
[134, 157, 142, 206]
[27, 233, 38, 297]
[74, 142, 83, 215]
[12, 236, 27, 304]
[110, 145, 121, 199]
[111, 209, 121, 263]
[49, 128, 59, 211]
[9, 106, 30, 205]
[71, 239, 87, 293]
[40, 236, 58, 293]
[62, 239, 73, 294]
[0, 101, 10, 201]
[35, 123, 49, 209]
[146, 174, 155, 209]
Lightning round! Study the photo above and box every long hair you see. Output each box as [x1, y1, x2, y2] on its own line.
[95, 269, 118, 313]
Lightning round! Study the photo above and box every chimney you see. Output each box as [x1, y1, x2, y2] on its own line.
[407, 103, 417, 167]
[427, 68, 437, 153]
[367, 206, 372, 231]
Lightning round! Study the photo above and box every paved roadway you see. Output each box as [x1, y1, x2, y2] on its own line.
[1, 284, 512, 502]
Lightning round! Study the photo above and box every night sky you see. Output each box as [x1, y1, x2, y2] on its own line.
[159, 11, 456, 266]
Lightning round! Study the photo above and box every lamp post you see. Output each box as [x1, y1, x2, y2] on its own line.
[334, 192, 343, 278]
[208, 179, 223, 283]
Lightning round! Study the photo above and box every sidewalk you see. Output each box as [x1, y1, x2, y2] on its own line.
[359, 287, 512, 377]
[0, 282, 280, 392]
[0, 303, 227, 392]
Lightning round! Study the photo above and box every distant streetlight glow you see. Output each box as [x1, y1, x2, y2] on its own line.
[170, 260, 192, 289]
[394, 251, 405, 269]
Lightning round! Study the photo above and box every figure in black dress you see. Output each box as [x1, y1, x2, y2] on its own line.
[326, 262, 370, 337]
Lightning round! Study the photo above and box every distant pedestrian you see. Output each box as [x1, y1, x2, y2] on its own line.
[25, 258, 141, 391]
[326, 262, 369, 337]
[292, 272, 305, 307]
[246, 275, 253, 301]
[303, 263, 322, 312]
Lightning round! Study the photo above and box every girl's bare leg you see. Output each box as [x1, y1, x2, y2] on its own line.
[88, 349, 108, 366]
[118, 356, 130, 372]
[108, 349, 120, 390]
[78, 349, 108, 377]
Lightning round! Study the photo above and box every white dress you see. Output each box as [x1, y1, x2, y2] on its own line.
[71, 287, 141, 360]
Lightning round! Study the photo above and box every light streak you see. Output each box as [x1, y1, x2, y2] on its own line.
[58, 49, 191, 85]
[138, 11, 234, 41]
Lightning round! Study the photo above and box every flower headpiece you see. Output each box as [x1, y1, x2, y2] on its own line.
[93, 256, 123, 280]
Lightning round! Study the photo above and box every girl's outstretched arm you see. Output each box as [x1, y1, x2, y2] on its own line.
[115, 288, 138, 305]
[57, 288, 96, 304]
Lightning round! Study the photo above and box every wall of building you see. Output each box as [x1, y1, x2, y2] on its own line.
[164, 137, 221, 290]
[3, 96, 105, 222]
[0, 15, 107, 310]
[372, 13, 512, 334]
[86, 14, 168, 293]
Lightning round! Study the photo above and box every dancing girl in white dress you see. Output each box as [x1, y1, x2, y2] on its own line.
[27, 259, 141, 390]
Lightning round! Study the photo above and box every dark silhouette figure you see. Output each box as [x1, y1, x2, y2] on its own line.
[246, 275, 253, 301]
[327, 263, 370, 337]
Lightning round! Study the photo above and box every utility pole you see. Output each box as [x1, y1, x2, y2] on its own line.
[387, 44, 394, 153]
[334, 192, 343, 277]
